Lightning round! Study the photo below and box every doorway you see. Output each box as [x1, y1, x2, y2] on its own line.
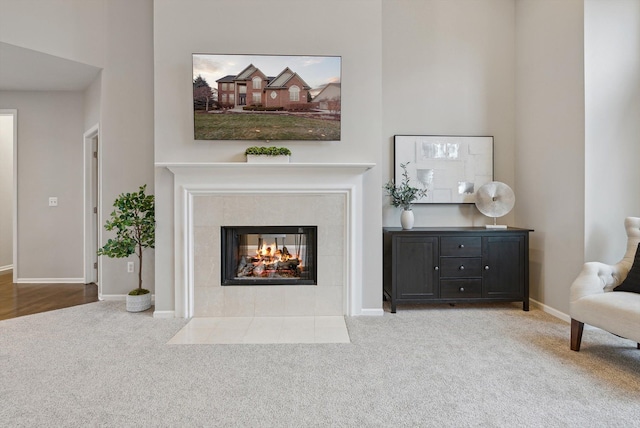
[83, 124, 100, 289]
[0, 110, 17, 282]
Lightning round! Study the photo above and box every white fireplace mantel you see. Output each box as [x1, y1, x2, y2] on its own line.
[158, 161, 375, 175]
[160, 162, 375, 318]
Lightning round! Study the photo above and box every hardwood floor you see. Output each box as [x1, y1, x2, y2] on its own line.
[0, 271, 98, 321]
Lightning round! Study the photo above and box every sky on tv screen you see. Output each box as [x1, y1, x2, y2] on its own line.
[193, 54, 341, 90]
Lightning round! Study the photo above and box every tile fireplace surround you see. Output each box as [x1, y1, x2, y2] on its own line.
[162, 162, 375, 318]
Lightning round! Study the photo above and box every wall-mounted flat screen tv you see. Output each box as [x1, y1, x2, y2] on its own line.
[193, 53, 341, 141]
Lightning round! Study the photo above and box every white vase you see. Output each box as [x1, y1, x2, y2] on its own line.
[400, 209, 414, 230]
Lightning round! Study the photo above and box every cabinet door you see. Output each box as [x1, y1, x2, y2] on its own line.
[482, 235, 524, 299]
[394, 236, 439, 299]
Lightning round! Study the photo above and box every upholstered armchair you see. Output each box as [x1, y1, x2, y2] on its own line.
[569, 217, 640, 351]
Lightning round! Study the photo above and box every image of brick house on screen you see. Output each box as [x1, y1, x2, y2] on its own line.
[216, 64, 311, 109]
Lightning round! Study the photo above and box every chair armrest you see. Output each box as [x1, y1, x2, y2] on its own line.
[570, 261, 628, 303]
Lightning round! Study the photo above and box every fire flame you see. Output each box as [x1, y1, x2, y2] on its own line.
[236, 236, 306, 279]
[256, 242, 300, 266]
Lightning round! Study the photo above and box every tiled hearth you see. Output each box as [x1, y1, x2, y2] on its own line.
[168, 316, 350, 344]
[163, 162, 374, 318]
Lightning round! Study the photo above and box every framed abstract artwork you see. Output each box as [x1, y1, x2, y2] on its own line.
[393, 135, 494, 204]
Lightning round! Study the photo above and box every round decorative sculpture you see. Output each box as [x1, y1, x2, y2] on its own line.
[475, 181, 515, 228]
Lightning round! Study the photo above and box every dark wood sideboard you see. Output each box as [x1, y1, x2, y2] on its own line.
[383, 227, 533, 313]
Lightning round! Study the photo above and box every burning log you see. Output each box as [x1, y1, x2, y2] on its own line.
[275, 259, 300, 271]
[253, 263, 265, 276]
[237, 266, 253, 277]
[237, 256, 254, 277]
[236, 236, 305, 278]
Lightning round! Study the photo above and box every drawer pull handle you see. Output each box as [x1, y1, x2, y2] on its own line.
[459, 287, 465, 292]
[485, 265, 490, 270]
[459, 265, 465, 270]
[459, 244, 465, 248]
[434, 266, 439, 271]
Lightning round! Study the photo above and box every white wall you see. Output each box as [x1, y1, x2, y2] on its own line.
[0, 113, 13, 270]
[381, 0, 517, 227]
[83, 74, 102, 131]
[585, 0, 640, 263]
[98, 0, 155, 296]
[4, 0, 634, 316]
[153, 0, 383, 313]
[0, 0, 155, 294]
[515, 0, 585, 315]
[0, 0, 106, 68]
[0, 91, 85, 280]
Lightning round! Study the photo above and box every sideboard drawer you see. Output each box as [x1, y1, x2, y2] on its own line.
[440, 279, 482, 298]
[440, 257, 482, 278]
[440, 237, 481, 257]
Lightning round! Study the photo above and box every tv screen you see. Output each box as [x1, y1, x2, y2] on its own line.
[193, 53, 341, 141]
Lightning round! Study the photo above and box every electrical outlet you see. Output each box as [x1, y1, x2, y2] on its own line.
[48, 197, 58, 207]
[127, 261, 134, 273]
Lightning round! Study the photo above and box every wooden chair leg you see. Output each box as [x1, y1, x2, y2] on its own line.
[571, 319, 584, 351]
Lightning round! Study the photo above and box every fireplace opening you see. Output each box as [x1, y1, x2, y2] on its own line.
[221, 226, 317, 285]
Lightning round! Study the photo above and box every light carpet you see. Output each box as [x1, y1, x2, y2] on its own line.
[1, 301, 639, 427]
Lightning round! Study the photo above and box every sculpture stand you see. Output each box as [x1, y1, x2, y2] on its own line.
[486, 217, 507, 229]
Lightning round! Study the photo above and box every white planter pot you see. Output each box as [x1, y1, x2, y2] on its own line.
[246, 155, 290, 164]
[126, 292, 152, 312]
[400, 209, 414, 230]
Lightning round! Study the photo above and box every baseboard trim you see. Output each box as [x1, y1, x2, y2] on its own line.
[0, 265, 12, 273]
[529, 298, 570, 323]
[99, 294, 126, 301]
[100, 294, 156, 303]
[153, 310, 175, 319]
[359, 308, 384, 317]
[16, 278, 85, 284]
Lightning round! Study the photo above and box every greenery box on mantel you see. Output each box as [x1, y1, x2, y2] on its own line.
[245, 146, 291, 163]
[246, 154, 290, 163]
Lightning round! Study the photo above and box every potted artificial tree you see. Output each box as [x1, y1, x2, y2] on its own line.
[98, 185, 155, 312]
[384, 162, 427, 230]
